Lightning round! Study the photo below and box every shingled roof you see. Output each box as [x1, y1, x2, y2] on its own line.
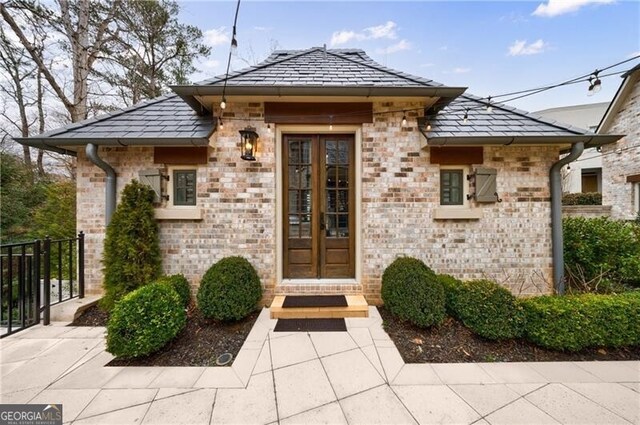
[171, 47, 466, 99]
[16, 94, 215, 154]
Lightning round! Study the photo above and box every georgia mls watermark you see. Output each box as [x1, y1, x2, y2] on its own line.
[0, 404, 62, 425]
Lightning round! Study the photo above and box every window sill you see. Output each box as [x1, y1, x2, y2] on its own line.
[434, 208, 483, 220]
[155, 207, 203, 220]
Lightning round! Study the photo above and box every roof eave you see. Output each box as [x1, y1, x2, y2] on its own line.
[14, 136, 211, 149]
[424, 134, 623, 148]
[170, 85, 467, 99]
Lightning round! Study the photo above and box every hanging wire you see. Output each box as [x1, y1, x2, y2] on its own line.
[220, 0, 242, 110]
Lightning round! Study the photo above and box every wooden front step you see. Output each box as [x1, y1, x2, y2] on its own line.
[270, 295, 368, 319]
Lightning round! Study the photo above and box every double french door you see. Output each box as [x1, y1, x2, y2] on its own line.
[283, 134, 355, 279]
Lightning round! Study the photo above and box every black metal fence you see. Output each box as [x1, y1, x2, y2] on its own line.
[1, 232, 85, 338]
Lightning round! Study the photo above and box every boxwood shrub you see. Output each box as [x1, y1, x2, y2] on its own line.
[437, 274, 463, 315]
[445, 279, 525, 340]
[381, 257, 446, 328]
[197, 256, 262, 321]
[522, 292, 640, 351]
[106, 283, 186, 358]
[155, 274, 191, 307]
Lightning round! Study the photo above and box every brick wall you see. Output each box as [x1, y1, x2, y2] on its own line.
[602, 76, 640, 220]
[77, 100, 557, 302]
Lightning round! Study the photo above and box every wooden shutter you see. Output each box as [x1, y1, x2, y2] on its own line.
[474, 167, 498, 203]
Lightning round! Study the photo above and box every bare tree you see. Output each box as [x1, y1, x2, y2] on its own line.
[1, 0, 121, 122]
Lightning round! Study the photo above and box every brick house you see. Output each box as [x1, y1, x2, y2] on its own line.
[18, 47, 620, 303]
[599, 63, 640, 220]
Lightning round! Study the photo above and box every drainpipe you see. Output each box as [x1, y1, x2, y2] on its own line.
[86, 143, 117, 226]
[549, 141, 585, 294]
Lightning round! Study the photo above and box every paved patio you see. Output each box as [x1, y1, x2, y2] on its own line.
[1, 307, 638, 424]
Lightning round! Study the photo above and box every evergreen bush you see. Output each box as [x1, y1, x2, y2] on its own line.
[437, 274, 463, 315]
[564, 217, 640, 291]
[155, 274, 191, 307]
[101, 180, 162, 310]
[562, 192, 602, 205]
[197, 257, 262, 321]
[446, 279, 525, 340]
[106, 283, 186, 358]
[522, 292, 640, 351]
[381, 257, 446, 328]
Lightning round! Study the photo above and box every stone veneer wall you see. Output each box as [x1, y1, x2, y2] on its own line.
[77, 100, 557, 303]
[602, 77, 640, 220]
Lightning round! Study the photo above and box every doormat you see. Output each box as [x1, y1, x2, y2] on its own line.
[282, 295, 348, 308]
[274, 318, 347, 332]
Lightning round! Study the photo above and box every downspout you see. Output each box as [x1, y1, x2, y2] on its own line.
[549, 141, 585, 294]
[86, 143, 117, 226]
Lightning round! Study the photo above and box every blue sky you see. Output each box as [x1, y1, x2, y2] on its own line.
[179, 0, 640, 112]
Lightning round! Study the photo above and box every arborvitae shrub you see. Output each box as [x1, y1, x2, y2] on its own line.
[101, 180, 161, 310]
[197, 257, 262, 321]
[381, 257, 446, 328]
[106, 283, 186, 358]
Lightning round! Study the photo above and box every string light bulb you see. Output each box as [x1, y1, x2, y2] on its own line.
[463, 109, 469, 124]
[588, 70, 601, 96]
[486, 96, 493, 113]
[329, 116, 333, 131]
[425, 122, 432, 131]
[219, 118, 224, 130]
[231, 36, 238, 54]
[401, 112, 407, 126]
[220, 98, 227, 109]
[267, 124, 272, 134]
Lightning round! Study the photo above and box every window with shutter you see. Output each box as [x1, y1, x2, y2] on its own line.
[440, 170, 464, 205]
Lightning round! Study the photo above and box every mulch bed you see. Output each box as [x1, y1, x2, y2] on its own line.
[70, 304, 259, 367]
[379, 307, 640, 363]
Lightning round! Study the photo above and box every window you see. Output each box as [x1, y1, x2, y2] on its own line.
[173, 169, 197, 206]
[440, 169, 464, 205]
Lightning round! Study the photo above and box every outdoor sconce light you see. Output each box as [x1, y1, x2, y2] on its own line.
[240, 127, 258, 161]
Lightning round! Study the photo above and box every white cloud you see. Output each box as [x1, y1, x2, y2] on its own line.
[376, 40, 411, 55]
[330, 21, 398, 46]
[201, 59, 221, 70]
[203, 27, 229, 46]
[508, 39, 548, 56]
[452, 67, 471, 74]
[532, 0, 614, 17]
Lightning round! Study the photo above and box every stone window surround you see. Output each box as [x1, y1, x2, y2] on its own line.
[434, 165, 483, 220]
[154, 164, 203, 220]
[275, 125, 363, 287]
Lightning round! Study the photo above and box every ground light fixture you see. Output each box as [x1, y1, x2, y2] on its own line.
[240, 127, 259, 161]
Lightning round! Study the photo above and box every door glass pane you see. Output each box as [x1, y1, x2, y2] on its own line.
[300, 190, 311, 214]
[326, 166, 336, 188]
[299, 166, 312, 188]
[326, 214, 337, 237]
[288, 190, 299, 213]
[326, 190, 337, 212]
[337, 166, 348, 187]
[300, 214, 311, 238]
[288, 141, 300, 163]
[337, 142, 349, 164]
[301, 140, 311, 163]
[326, 140, 337, 165]
[288, 166, 300, 189]
[338, 190, 348, 212]
[288, 214, 299, 238]
[337, 214, 349, 237]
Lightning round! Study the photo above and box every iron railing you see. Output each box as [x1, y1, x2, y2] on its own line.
[1, 232, 84, 338]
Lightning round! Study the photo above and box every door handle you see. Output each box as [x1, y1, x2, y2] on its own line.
[320, 212, 325, 230]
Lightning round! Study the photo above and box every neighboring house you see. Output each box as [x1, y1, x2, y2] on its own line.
[598, 63, 640, 220]
[535, 103, 608, 194]
[17, 47, 620, 302]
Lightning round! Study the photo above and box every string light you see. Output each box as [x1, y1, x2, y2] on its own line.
[425, 122, 432, 131]
[219, 0, 242, 113]
[267, 123, 272, 133]
[220, 99, 226, 109]
[329, 115, 333, 131]
[486, 96, 493, 113]
[401, 112, 407, 126]
[588, 70, 601, 96]
[463, 109, 468, 124]
[219, 117, 224, 130]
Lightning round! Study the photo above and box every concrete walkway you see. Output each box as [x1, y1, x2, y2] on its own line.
[1, 307, 638, 424]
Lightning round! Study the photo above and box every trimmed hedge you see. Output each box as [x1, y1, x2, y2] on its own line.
[522, 292, 640, 351]
[442, 278, 525, 340]
[381, 257, 446, 328]
[197, 256, 262, 321]
[155, 274, 191, 307]
[106, 283, 186, 358]
[562, 192, 602, 206]
[436, 274, 463, 315]
[564, 217, 640, 290]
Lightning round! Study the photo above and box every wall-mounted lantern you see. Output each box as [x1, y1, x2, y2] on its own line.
[239, 127, 258, 161]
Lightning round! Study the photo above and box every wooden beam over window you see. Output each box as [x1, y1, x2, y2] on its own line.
[154, 147, 208, 164]
[627, 174, 640, 183]
[264, 102, 373, 124]
[429, 147, 483, 165]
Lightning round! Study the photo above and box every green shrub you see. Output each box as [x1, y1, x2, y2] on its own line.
[381, 257, 446, 328]
[447, 279, 525, 340]
[562, 192, 602, 206]
[197, 257, 262, 321]
[564, 217, 640, 291]
[106, 283, 186, 358]
[156, 274, 191, 307]
[437, 274, 463, 315]
[522, 292, 640, 351]
[101, 180, 162, 310]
